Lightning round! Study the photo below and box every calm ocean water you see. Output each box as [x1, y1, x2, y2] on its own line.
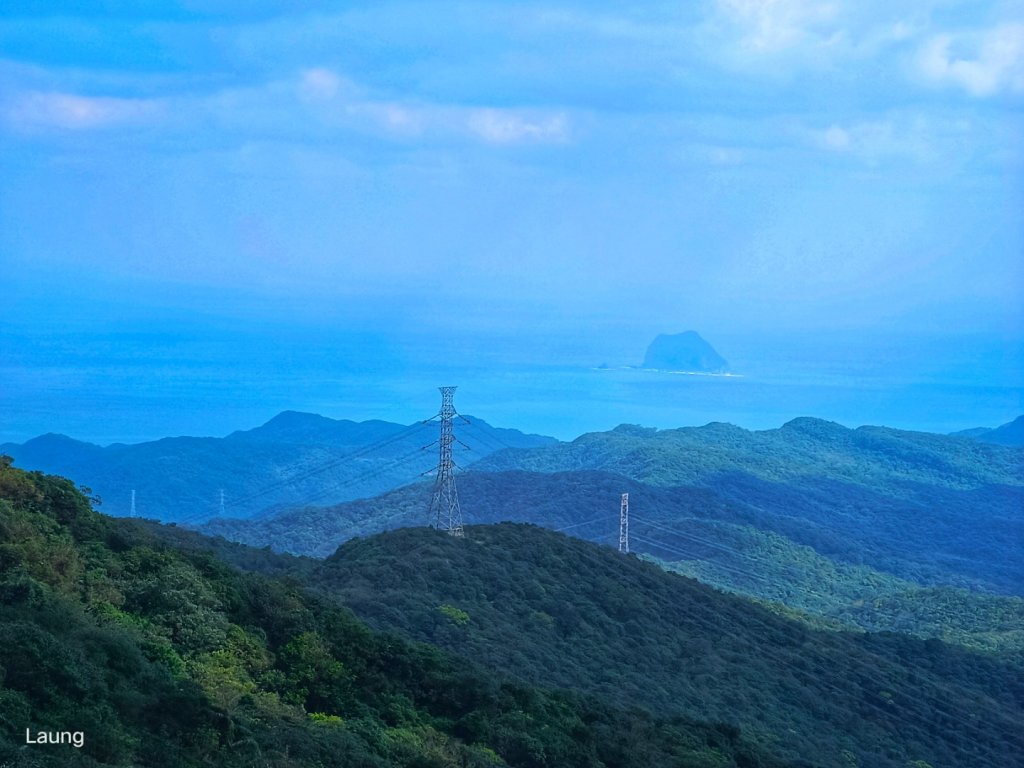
[2, 328, 1022, 446]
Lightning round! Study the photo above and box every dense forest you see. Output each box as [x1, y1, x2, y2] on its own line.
[201, 463, 1024, 654]
[203, 419, 1023, 595]
[0, 457, 788, 767]
[473, 419, 1023, 589]
[313, 524, 1024, 768]
[4, 445, 1022, 767]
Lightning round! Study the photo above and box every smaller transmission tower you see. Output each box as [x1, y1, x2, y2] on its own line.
[428, 386, 465, 537]
[219, 489, 225, 517]
[618, 493, 629, 553]
[130, 489, 136, 518]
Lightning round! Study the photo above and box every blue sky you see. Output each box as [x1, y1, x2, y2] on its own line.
[1, 1, 1022, 440]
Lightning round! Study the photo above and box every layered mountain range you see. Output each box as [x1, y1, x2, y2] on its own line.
[0, 457, 794, 768]
[195, 415, 1024, 662]
[3, 459, 1022, 767]
[4, 401, 1024, 767]
[0, 412, 554, 523]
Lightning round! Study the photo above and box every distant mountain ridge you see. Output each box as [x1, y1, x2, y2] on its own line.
[951, 415, 1024, 446]
[477, 416, 1022, 491]
[0, 412, 556, 522]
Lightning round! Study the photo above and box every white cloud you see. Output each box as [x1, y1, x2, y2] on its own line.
[815, 120, 912, 162]
[706, 145, 746, 165]
[356, 101, 424, 133]
[918, 23, 1024, 97]
[821, 124, 852, 150]
[717, 0, 841, 52]
[293, 67, 569, 146]
[7, 91, 161, 130]
[466, 109, 569, 144]
[812, 115, 978, 167]
[298, 68, 344, 102]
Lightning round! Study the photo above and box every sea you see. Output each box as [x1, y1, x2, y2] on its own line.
[1, 326, 1021, 445]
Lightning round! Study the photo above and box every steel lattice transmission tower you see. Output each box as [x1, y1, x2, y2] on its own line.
[428, 386, 465, 537]
[619, 493, 629, 553]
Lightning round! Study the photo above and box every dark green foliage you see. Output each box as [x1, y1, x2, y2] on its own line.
[316, 524, 1024, 768]
[200, 462, 1024, 653]
[202, 419, 1022, 597]
[0, 456, 786, 767]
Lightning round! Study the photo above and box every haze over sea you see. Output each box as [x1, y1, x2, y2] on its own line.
[2, 2, 1021, 450]
[3, 322, 1020, 445]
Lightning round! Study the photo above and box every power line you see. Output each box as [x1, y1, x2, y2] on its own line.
[251, 445, 433, 518]
[459, 417, 529, 456]
[555, 515, 612, 534]
[171, 421, 434, 525]
[222, 420, 431, 512]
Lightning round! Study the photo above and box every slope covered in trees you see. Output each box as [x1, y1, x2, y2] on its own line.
[314, 524, 1024, 768]
[203, 419, 1022, 597]
[472, 419, 1024, 593]
[0, 457, 786, 768]
[200, 465, 1024, 654]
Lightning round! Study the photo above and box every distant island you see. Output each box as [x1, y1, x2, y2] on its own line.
[642, 331, 729, 373]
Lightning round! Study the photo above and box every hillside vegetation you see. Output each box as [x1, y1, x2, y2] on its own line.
[204, 419, 1023, 595]
[315, 524, 1024, 768]
[0, 456, 787, 768]
[473, 419, 1024, 593]
[201, 464, 1024, 654]
[475, 418, 1022, 489]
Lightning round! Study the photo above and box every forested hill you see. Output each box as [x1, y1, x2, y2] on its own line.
[0, 412, 554, 523]
[199, 460, 1024, 655]
[315, 524, 1024, 768]
[474, 417, 1022, 490]
[201, 457, 1022, 593]
[469, 419, 1024, 593]
[0, 457, 788, 768]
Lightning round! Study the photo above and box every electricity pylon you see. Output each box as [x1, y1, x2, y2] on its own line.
[428, 386, 465, 537]
[619, 493, 629, 553]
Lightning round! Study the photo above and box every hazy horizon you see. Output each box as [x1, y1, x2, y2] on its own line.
[2, 1, 1022, 444]
[2, 323, 1020, 445]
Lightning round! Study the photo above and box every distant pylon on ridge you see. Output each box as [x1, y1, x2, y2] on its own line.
[130, 489, 136, 518]
[219, 488, 225, 517]
[428, 386, 465, 537]
[619, 493, 629, 553]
